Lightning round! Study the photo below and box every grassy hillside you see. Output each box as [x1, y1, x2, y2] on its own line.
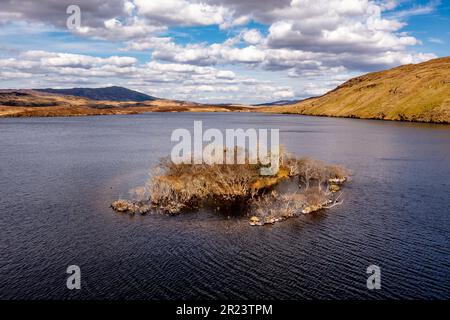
[260, 57, 450, 123]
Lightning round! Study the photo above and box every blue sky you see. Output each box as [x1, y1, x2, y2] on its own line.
[0, 0, 448, 104]
[395, 0, 449, 55]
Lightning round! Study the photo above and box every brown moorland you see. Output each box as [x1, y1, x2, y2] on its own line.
[0, 89, 251, 117]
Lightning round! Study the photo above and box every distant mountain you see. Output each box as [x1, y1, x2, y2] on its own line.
[0, 89, 250, 117]
[258, 57, 450, 123]
[254, 99, 302, 106]
[35, 86, 156, 102]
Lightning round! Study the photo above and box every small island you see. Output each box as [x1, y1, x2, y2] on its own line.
[111, 149, 349, 226]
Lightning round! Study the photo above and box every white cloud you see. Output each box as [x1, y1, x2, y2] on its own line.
[123, 1, 136, 15]
[221, 46, 266, 63]
[1, 50, 297, 103]
[0, 0, 440, 103]
[22, 51, 137, 68]
[386, 0, 440, 19]
[242, 29, 263, 44]
[273, 89, 295, 99]
[116, 0, 434, 74]
[265, 0, 420, 54]
[428, 37, 444, 44]
[216, 70, 236, 79]
[76, 17, 166, 40]
[134, 0, 231, 26]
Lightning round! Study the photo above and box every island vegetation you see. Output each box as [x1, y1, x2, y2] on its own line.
[111, 148, 349, 226]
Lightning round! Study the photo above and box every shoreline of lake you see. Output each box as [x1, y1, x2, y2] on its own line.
[1, 106, 449, 125]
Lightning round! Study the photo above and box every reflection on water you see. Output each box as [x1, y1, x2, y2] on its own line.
[0, 113, 449, 299]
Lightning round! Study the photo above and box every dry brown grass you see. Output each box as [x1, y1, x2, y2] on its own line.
[0, 90, 251, 117]
[112, 148, 349, 225]
[258, 56, 450, 123]
[147, 153, 281, 213]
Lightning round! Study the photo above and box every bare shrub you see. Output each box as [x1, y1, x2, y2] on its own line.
[327, 165, 350, 180]
[250, 191, 306, 220]
[303, 188, 330, 207]
[145, 152, 265, 213]
[111, 147, 350, 225]
[283, 152, 299, 176]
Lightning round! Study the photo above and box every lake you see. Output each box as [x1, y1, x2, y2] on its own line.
[0, 112, 449, 299]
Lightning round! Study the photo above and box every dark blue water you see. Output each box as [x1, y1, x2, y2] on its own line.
[0, 113, 449, 299]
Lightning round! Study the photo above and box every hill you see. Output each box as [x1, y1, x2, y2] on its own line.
[35, 86, 156, 102]
[0, 90, 249, 117]
[254, 99, 301, 106]
[259, 57, 450, 123]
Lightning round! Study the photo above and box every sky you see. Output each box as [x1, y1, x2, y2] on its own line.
[0, 0, 448, 104]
